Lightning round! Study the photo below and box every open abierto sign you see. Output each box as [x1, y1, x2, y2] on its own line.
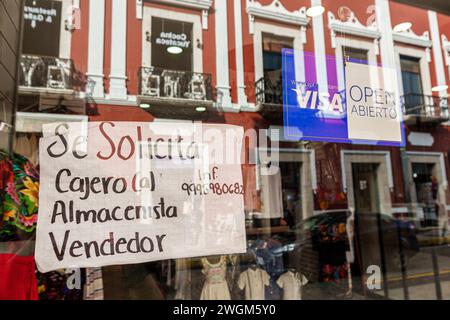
[35, 122, 247, 273]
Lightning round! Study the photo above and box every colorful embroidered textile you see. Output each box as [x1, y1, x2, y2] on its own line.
[0, 151, 39, 241]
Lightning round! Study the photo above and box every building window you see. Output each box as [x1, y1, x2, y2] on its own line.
[262, 33, 293, 80]
[258, 33, 293, 105]
[151, 18, 193, 72]
[23, 0, 62, 57]
[412, 163, 438, 228]
[342, 47, 368, 64]
[400, 55, 424, 111]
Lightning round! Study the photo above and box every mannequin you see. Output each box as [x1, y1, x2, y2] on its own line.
[276, 267, 308, 300]
[237, 261, 270, 300]
[200, 256, 231, 300]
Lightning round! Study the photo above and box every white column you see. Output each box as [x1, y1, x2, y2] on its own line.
[233, 0, 248, 107]
[428, 10, 447, 97]
[215, 0, 233, 109]
[311, 0, 328, 100]
[87, 0, 105, 98]
[376, 0, 403, 96]
[109, 0, 128, 100]
[59, 0, 72, 59]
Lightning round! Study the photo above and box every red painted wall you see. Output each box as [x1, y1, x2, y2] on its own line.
[70, 0, 89, 92]
[90, 104, 154, 122]
[126, 2, 142, 96]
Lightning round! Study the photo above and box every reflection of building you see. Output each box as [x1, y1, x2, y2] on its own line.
[12, 0, 450, 300]
[0, 0, 24, 150]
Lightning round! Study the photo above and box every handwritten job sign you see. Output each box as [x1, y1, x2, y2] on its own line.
[35, 122, 247, 273]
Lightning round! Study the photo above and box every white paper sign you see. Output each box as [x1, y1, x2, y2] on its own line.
[346, 62, 403, 143]
[35, 122, 247, 273]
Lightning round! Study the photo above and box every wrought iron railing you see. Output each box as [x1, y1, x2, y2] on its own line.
[19, 55, 77, 90]
[401, 93, 449, 119]
[139, 67, 214, 101]
[255, 76, 283, 105]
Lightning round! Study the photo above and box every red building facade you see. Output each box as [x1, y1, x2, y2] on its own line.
[13, 0, 450, 300]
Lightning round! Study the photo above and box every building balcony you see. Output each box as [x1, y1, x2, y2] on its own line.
[401, 93, 449, 125]
[18, 55, 86, 114]
[256, 77, 450, 127]
[19, 55, 79, 93]
[137, 67, 214, 118]
[255, 76, 284, 124]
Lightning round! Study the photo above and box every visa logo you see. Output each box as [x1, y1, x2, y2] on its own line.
[292, 88, 344, 113]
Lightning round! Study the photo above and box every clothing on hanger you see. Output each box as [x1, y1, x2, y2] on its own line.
[276, 270, 308, 300]
[237, 267, 270, 300]
[200, 256, 231, 300]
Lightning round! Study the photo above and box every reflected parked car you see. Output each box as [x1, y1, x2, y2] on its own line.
[280, 210, 420, 281]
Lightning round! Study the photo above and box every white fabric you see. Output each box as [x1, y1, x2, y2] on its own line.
[238, 268, 270, 300]
[259, 167, 283, 219]
[200, 257, 231, 300]
[276, 271, 308, 300]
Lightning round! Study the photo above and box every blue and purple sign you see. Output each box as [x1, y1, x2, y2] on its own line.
[282, 49, 405, 147]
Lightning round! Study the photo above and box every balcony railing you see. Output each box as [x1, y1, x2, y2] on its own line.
[255, 76, 283, 105]
[19, 55, 77, 91]
[139, 67, 214, 102]
[401, 93, 449, 123]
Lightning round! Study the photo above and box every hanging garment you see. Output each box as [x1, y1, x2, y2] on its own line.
[14, 133, 39, 166]
[0, 254, 38, 300]
[0, 151, 39, 241]
[200, 256, 231, 300]
[259, 167, 283, 219]
[276, 270, 308, 300]
[237, 267, 270, 300]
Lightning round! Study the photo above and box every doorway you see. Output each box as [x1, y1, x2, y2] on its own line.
[412, 163, 438, 227]
[279, 161, 302, 228]
[352, 163, 380, 214]
[352, 163, 385, 294]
